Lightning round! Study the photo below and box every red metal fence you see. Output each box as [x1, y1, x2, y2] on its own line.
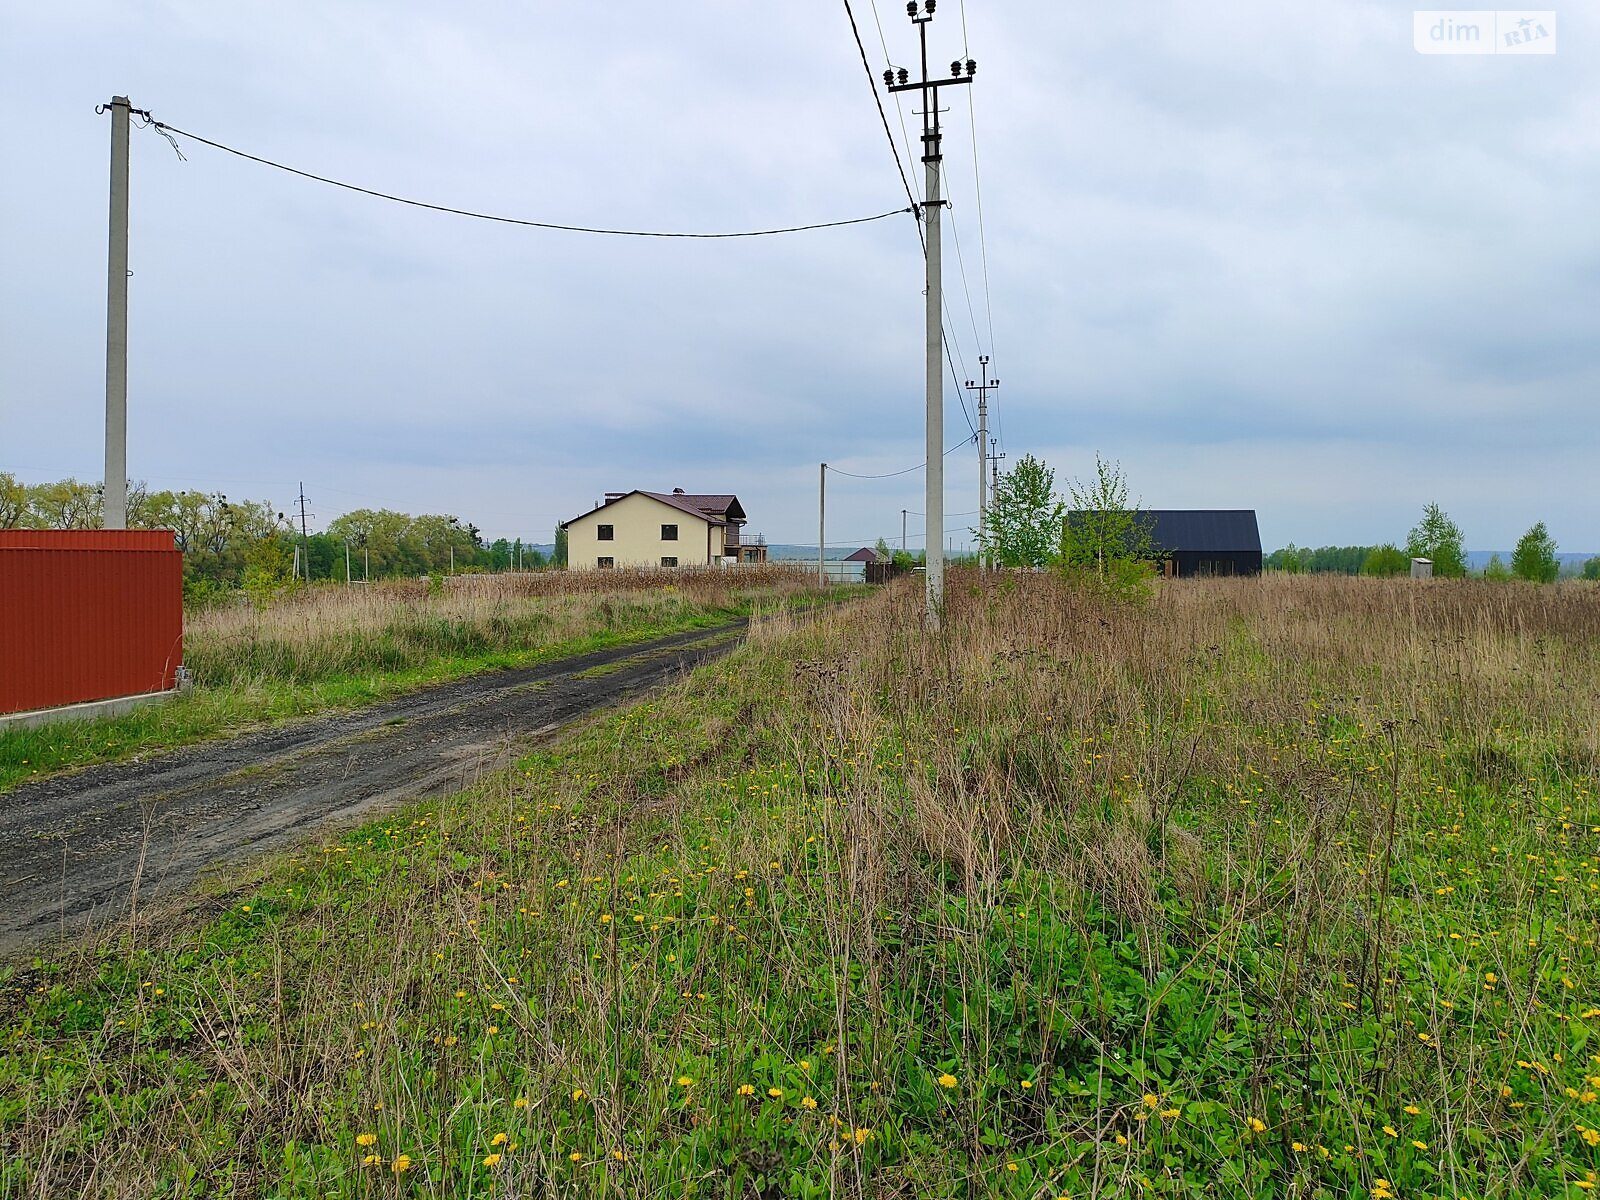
[0, 530, 183, 716]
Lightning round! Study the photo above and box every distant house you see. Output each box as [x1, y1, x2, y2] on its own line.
[843, 547, 880, 563]
[560, 489, 766, 570]
[1064, 509, 1263, 578]
[1147, 510, 1262, 577]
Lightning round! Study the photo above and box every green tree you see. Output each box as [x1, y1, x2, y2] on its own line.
[1584, 556, 1600, 582]
[1266, 544, 1308, 574]
[27, 478, 102, 528]
[1511, 521, 1559, 583]
[1058, 454, 1161, 597]
[241, 536, 295, 608]
[1405, 503, 1466, 578]
[0, 473, 30, 528]
[554, 526, 569, 568]
[978, 454, 1064, 568]
[1361, 544, 1410, 577]
[1483, 553, 1513, 582]
[327, 509, 417, 578]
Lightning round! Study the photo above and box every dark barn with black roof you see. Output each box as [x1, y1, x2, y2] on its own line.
[1147, 510, 1262, 577]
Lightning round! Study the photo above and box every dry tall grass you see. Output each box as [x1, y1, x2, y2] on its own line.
[5, 573, 1598, 1198]
[185, 565, 818, 688]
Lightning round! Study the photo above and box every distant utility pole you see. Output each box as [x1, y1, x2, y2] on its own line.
[102, 96, 131, 529]
[345, 540, 352, 586]
[989, 437, 1005, 511]
[818, 463, 827, 587]
[901, 508, 908, 552]
[886, 2, 975, 629]
[965, 356, 999, 570]
[296, 482, 311, 582]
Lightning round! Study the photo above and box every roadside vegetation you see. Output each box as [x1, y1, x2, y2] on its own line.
[0, 567, 825, 791]
[4, 572, 1598, 1198]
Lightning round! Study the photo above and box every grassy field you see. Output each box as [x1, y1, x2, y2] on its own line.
[4, 573, 1599, 1198]
[0, 567, 826, 791]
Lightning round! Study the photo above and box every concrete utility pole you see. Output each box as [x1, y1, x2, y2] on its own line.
[103, 96, 131, 529]
[345, 541, 352, 586]
[886, 3, 975, 629]
[965, 355, 999, 570]
[989, 436, 1005, 511]
[818, 463, 827, 587]
[901, 508, 908, 553]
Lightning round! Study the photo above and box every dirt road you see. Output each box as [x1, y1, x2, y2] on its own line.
[0, 622, 744, 957]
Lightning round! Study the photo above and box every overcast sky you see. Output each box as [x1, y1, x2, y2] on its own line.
[2, 1, 1595, 552]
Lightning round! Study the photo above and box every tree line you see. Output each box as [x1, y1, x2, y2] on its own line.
[1268, 504, 1595, 582]
[1, 474, 564, 598]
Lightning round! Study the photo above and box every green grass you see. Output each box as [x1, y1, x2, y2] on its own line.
[4, 575, 1599, 1198]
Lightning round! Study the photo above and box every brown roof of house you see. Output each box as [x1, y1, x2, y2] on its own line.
[561, 490, 736, 529]
[843, 546, 880, 562]
[645, 492, 746, 522]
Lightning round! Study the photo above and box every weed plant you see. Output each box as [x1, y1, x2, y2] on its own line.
[3, 573, 1598, 1198]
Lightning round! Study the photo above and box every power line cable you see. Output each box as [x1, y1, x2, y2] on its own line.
[131, 112, 912, 239]
[966, 91, 997, 368]
[840, 0, 921, 223]
[825, 437, 971, 480]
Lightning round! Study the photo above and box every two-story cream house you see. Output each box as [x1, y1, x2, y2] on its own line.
[561, 489, 766, 570]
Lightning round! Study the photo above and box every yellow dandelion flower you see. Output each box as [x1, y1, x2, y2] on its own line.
[1142, 1093, 1159, 1109]
[938, 1074, 958, 1089]
[491, 1132, 508, 1146]
[768, 1087, 784, 1099]
[513, 1097, 528, 1109]
[1411, 1140, 1428, 1150]
[569, 1151, 582, 1162]
[677, 1076, 694, 1088]
[1584, 1128, 1600, 1148]
[1160, 1108, 1181, 1119]
[483, 1153, 502, 1167]
[1248, 1118, 1267, 1133]
[356, 1133, 377, 1147]
[1383, 1125, 1399, 1138]
[612, 1149, 625, 1161]
[362, 1154, 382, 1167]
[1114, 1132, 1129, 1146]
[853, 1128, 872, 1144]
[1404, 1104, 1421, 1115]
[391, 1155, 413, 1174]
[1005, 1162, 1019, 1173]
[801, 1096, 818, 1110]
[1021, 1079, 1034, 1089]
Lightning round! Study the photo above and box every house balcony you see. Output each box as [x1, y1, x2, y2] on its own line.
[723, 528, 768, 564]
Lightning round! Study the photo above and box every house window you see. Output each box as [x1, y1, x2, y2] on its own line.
[661, 524, 678, 541]
[597, 557, 614, 569]
[660, 556, 678, 568]
[597, 524, 614, 541]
